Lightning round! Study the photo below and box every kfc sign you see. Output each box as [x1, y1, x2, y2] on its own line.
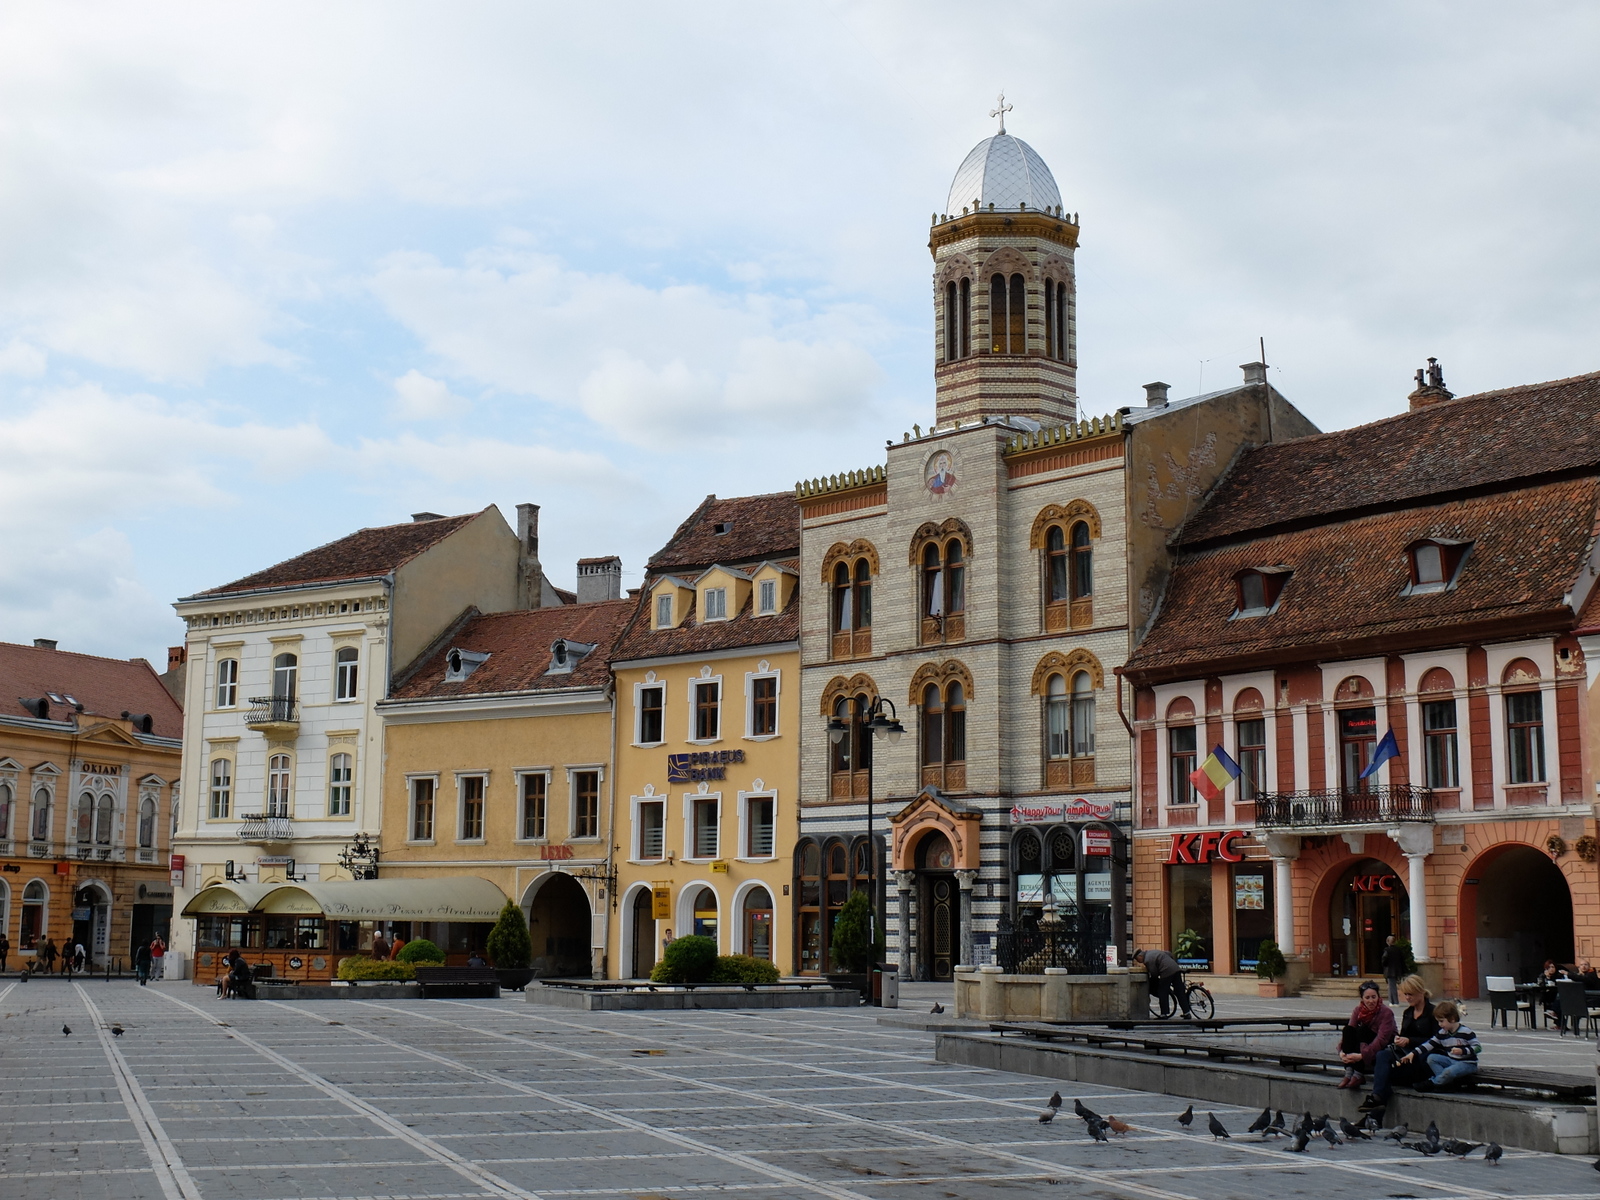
[1165, 830, 1248, 864]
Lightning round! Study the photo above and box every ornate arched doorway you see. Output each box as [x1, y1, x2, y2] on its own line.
[916, 830, 957, 981]
[1459, 844, 1573, 997]
[525, 873, 592, 978]
[1326, 858, 1408, 978]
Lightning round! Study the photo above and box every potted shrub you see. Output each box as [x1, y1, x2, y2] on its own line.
[485, 900, 535, 990]
[1255, 939, 1288, 997]
[825, 892, 873, 1001]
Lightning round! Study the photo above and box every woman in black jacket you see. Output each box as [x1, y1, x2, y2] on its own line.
[1361, 975, 1438, 1111]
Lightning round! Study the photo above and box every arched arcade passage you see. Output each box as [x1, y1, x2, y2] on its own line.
[1459, 843, 1574, 997]
[525, 872, 593, 978]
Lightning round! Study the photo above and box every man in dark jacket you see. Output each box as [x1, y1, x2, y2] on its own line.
[1134, 948, 1192, 1018]
[1380, 936, 1408, 1002]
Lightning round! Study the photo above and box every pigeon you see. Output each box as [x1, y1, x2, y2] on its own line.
[1207, 1113, 1230, 1140]
[1404, 1140, 1442, 1156]
[1311, 1113, 1329, 1132]
[1106, 1116, 1133, 1136]
[1426, 1119, 1440, 1145]
[1247, 1106, 1273, 1134]
[1047, 1090, 1062, 1110]
[1321, 1126, 1343, 1148]
[1339, 1117, 1370, 1141]
[1086, 1118, 1110, 1143]
[1442, 1140, 1483, 1159]
[1075, 1099, 1101, 1123]
[1361, 1112, 1381, 1133]
[61, 1025, 70, 1036]
[1177, 1104, 1194, 1128]
[1287, 1129, 1310, 1153]
[1270, 1110, 1287, 1131]
[1293, 1111, 1313, 1136]
[1038, 1108, 1057, 1124]
[1378, 1124, 1409, 1142]
[930, 1002, 944, 1014]
[1483, 1142, 1502, 1166]
[110, 1025, 124, 1037]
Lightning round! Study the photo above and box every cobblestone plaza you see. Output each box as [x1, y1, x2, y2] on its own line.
[2, 980, 1597, 1200]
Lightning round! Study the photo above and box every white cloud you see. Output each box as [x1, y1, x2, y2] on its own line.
[391, 369, 468, 421]
[0, 339, 46, 376]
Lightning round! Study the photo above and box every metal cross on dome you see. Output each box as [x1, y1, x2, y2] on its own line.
[990, 92, 1012, 134]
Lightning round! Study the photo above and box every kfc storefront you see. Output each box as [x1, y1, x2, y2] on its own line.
[1150, 828, 1276, 989]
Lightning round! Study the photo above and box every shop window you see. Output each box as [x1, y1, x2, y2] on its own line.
[691, 886, 718, 941]
[1236, 717, 1266, 800]
[1231, 864, 1272, 973]
[215, 658, 238, 708]
[573, 771, 600, 839]
[1338, 708, 1377, 795]
[638, 799, 664, 859]
[694, 682, 720, 741]
[521, 774, 547, 840]
[920, 682, 966, 791]
[745, 795, 775, 858]
[1506, 691, 1545, 783]
[335, 648, 359, 701]
[693, 796, 719, 859]
[410, 777, 435, 841]
[328, 753, 353, 816]
[743, 886, 774, 960]
[21, 879, 46, 950]
[458, 775, 485, 840]
[1423, 698, 1459, 788]
[749, 675, 778, 737]
[637, 684, 664, 745]
[797, 840, 823, 973]
[1168, 725, 1198, 805]
[1167, 862, 1213, 971]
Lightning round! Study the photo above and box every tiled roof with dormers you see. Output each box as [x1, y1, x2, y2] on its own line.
[388, 600, 635, 700]
[0, 641, 184, 737]
[646, 492, 800, 574]
[188, 510, 484, 598]
[609, 558, 801, 664]
[1178, 370, 1600, 546]
[1127, 475, 1600, 681]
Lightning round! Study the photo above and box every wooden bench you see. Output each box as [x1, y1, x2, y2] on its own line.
[413, 966, 501, 999]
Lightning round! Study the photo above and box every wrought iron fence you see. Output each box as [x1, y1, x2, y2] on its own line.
[995, 902, 1111, 975]
[246, 696, 298, 725]
[238, 814, 294, 843]
[1253, 785, 1434, 828]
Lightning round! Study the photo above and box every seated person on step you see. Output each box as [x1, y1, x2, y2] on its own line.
[1361, 974, 1437, 1111]
[1336, 980, 1395, 1089]
[1399, 999, 1480, 1091]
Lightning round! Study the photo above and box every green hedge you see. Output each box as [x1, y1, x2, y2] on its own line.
[649, 935, 718, 983]
[396, 938, 446, 964]
[708, 955, 781, 985]
[337, 956, 416, 981]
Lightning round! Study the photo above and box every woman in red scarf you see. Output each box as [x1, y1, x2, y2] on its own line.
[1337, 979, 1396, 1088]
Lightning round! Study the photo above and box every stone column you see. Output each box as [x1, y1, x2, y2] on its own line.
[956, 870, 977, 969]
[1389, 824, 1435, 961]
[1264, 833, 1301, 956]
[895, 871, 915, 981]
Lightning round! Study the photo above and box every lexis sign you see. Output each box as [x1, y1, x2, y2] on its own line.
[1165, 830, 1249, 864]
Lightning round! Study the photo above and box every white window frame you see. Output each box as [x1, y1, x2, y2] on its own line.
[631, 792, 668, 862]
[207, 758, 233, 821]
[757, 577, 777, 616]
[634, 679, 666, 747]
[736, 789, 777, 862]
[456, 772, 488, 843]
[514, 769, 551, 843]
[687, 673, 724, 744]
[703, 586, 728, 621]
[328, 752, 354, 817]
[655, 592, 673, 629]
[215, 658, 239, 708]
[334, 647, 360, 702]
[407, 774, 439, 844]
[744, 667, 781, 740]
[265, 753, 293, 818]
[682, 790, 722, 862]
[566, 765, 605, 842]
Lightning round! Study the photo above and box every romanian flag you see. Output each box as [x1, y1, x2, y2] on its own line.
[1189, 746, 1242, 802]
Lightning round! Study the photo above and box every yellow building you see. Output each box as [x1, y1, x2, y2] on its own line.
[608, 493, 801, 978]
[377, 599, 634, 974]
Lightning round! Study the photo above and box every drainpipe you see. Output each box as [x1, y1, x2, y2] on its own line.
[601, 678, 618, 980]
[1112, 667, 1135, 737]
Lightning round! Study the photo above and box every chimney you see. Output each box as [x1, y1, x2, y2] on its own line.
[516, 502, 546, 610]
[1407, 357, 1455, 411]
[167, 645, 187, 671]
[33, 638, 57, 651]
[410, 511, 445, 522]
[1240, 362, 1268, 385]
[575, 556, 623, 604]
[1143, 382, 1170, 408]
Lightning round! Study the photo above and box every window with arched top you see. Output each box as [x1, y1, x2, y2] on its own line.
[266, 754, 291, 818]
[0, 782, 10, 845]
[21, 878, 46, 950]
[95, 795, 114, 846]
[1037, 507, 1096, 631]
[824, 543, 877, 659]
[830, 692, 874, 800]
[335, 647, 359, 701]
[75, 793, 93, 845]
[272, 652, 298, 700]
[921, 539, 967, 643]
[989, 272, 1027, 354]
[1045, 671, 1096, 787]
[138, 796, 156, 849]
[944, 278, 971, 361]
[920, 681, 967, 791]
[31, 787, 51, 843]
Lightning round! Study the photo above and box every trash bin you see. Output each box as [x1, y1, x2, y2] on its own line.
[875, 963, 899, 1009]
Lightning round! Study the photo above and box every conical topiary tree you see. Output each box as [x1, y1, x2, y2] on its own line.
[485, 899, 533, 970]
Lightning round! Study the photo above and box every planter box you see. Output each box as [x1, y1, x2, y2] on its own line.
[1258, 980, 1287, 998]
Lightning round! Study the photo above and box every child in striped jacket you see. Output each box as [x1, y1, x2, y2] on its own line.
[1399, 1000, 1480, 1090]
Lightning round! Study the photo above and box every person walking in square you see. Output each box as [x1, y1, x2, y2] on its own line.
[134, 941, 152, 986]
[73, 942, 86, 973]
[0, 932, 10, 973]
[1380, 935, 1407, 1003]
[40, 938, 57, 973]
[149, 935, 165, 981]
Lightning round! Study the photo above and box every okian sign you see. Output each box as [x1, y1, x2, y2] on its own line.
[1164, 830, 1250, 864]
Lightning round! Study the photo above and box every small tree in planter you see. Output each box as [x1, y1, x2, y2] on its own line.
[486, 900, 535, 989]
[1255, 940, 1288, 997]
[1392, 936, 1417, 974]
[827, 892, 874, 1001]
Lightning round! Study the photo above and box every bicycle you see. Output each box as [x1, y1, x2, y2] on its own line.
[1148, 972, 1215, 1021]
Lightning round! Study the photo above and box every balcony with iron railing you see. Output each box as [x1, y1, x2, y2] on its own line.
[245, 695, 299, 736]
[1253, 785, 1435, 830]
[237, 814, 294, 843]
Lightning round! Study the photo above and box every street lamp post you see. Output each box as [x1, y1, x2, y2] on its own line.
[828, 697, 904, 973]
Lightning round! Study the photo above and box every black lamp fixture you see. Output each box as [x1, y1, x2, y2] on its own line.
[337, 833, 381, 881]
[826, 696, 904, 970]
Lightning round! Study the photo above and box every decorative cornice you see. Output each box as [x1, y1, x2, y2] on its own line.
[1002, 412, 1123, 457]
[929, 211, 1080, 255]
[795, 464, 886, 502]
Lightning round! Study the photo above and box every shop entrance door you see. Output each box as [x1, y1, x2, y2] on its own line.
[920, 874, 956, 981]
[1327, 858, 1407, 978]
[1357, 892, 1398, 976]
[629, 888, 655, 980]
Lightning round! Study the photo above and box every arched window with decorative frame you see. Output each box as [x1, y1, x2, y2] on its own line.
[31, 786, 51, 844]
[919, 681, 967, 791]
[0, 781, 11, 849]
[1032, 503, 1099, 632]
[823, 542, 877, 659]
[919, 538, 967, 643]
[944, 277, 972, 361]
[1043, 669, 1096, 787]
[988, 272, 1028, 354]
[138, 796, 157, 849]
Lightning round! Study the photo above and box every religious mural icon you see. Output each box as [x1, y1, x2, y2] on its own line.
[925, 451, 956, 496]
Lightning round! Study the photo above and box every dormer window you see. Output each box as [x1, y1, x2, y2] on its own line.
[545, 639, 597, 676]
[714, 521, 733, 535]
[758, 578, 777, 615]
[655, 593, 673, 629]
[1231, 568, 1290, 618]
[703, 587, 728, 620]
[444, 648, 489, 682]
[1406, 539, 1470, 594]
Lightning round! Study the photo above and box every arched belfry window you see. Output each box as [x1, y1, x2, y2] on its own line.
[944, 279, 972, 361]
[989, 272, 1027, 354]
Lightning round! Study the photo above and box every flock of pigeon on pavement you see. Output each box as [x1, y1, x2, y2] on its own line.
[1036, 1091, 1509, 1166]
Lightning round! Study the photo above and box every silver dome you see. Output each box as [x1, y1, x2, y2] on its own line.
[945, 134, 1062, 215]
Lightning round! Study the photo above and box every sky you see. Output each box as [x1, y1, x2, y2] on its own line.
[3, 2, 1599, 666]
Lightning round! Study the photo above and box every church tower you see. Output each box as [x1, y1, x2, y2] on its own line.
[930, 105, 1078, 428]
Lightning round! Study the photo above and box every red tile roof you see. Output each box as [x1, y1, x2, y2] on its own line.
[609, 562, 801, 664]
[190, 511, 483, 598]
[1128, 476, 1600, 680]
[0, 642, 184, 738]
[647, 492, 800, 573]
[1180, 370, 1600, 545]
[389, 600, 635, 700]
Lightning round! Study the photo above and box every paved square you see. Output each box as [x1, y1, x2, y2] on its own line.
[2, 977, 1596, 1200]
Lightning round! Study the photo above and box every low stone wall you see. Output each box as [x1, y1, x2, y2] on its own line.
[936, 1031, 1596, 1154]
[252, 981, 422, 1000]
[530, 984, 861, 1011]
[954, 966, 1148, 1021]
